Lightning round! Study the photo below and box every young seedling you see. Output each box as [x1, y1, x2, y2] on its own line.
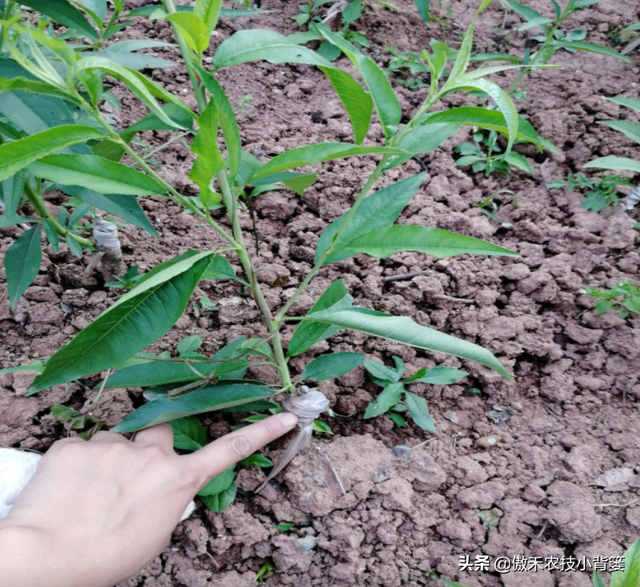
[475, 190, 517, 228]
[105, 264, 142, 290]
[502, 0, 632, 95]
[547, 173, 635, 213]
[363, 357, 468, 431]
[3, 0, 540, 510]
[586, 281, 640, 319]
[455, 129, 533, 177]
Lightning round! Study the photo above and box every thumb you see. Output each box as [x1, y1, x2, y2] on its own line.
[180, 412, 298, 490]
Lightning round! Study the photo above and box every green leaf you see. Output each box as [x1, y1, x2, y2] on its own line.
[584, 156, 640, 174]
[58, 185, 159, 236]
[0, 77, 80, 102]
[241, 454, 273, 468]
[166, 12, 209, 55]
[319, 67, 373, 144]
[342, 0, 362, 25]
[200, 254, 239, 282]
[112, 383, 272, 431]
[189, 101, 226, 204]
[316, 172, 427, 264]
[387, 412, 405, 427]
[211, 29, 334, 69]
[201, 482, 236, 512]
[443, 580, 468, 587]
[301, 352, 364, 381]
[287, 279, 353, 357]
[126, 103, 195, 134]
[599, 120, 640, 146]
[364, 358, 400, 383]
[97, 41, 176, 70]
[198, 71, 241, 179]
[178, 335, 202, 355]
[27, 155, 166, 196]
[0, 360, 44, 375]
[107, 356, 216, 388]
[0, 174, 26, 224]
[198, 467, 234, 496]
[610, 539, 640, 587]
[170, 416, 207, 451]
[503, 152, 533, 175]
[413, 0, 430, 23]
[592, 572, 606, 587]
[518, 16, 553, 31]
[557, 41, 633, 62]
[274, 522, 295, 531]
[595, 300, 613, 315]
[4, 225, 41, 310]
[42, 218, 60, 253]
[405, 366, 468, 384]
[364, 382, 403, 418]
[194, 0, 222, 36]
[502, 0, 543, 21]
[404, 391, 436, 432]
[75, 57, 195, 129]
[0, 126, 103, 183]
[248, 143, 404, 183]
[312, 420, 333, 434]
[340, 225, 518, 259]
[28, 251, 213, 394]
[423, 107, 544, 147]
[19, 0, 99, 40]
[385, 124, 459, 169]
[304, 309, 511, 379]
[315, 24, 401, 140]
[607, 96, 640, 114]
[447, 78, 519, 153]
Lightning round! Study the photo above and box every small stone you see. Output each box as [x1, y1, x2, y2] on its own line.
[296, 535, 317, 553]
[392, 445, 414, 461]
[443, 410, 459, 424]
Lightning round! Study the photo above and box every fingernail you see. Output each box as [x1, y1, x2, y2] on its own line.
[280, 412, 298, 429]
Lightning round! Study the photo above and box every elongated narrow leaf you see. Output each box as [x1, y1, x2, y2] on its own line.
[502, 0, 542, 21]
[166, 12, 209, 55]
[423, 107, 544, 147]
[247, 144, 403, 183]
[171, 416, 207, 451]
[0, 126, 102, 183]
[599, 120, 640, 146]
[107, 355, 216, 388]
[447, 78, 519, 153]
[592, 572, 606, 587]
[0, 77, 80, 102]
[28, 155, 165, 196]
[413, 0, 430, 23]
[340, 225, 517, 259]
[319, 67, 373, 144]
[212, 29, 334, 69]
[301, 352, 364, 381]
[304, 309, 511, 379]
[364, 382, 403, 418]
[405, 366, 467, 384]
[198, 71, 241, 179]
[195, 0, 222, 36]
[315, 24, 401, 140]
[28, 251, 213, 394]
[58, 185, 158, 236]
[5, 225, 41, 310]
[0, 174, 26, 225]
[518, 16, 553, 31]
[558, 41, 632, 62]
[405, 391, 436, 432]
[19, 0, 99, 40]
[189, 101, 226, 204]
[584, 156, 640, 174]
[201, 254, 243, 284]
[126, 103, 195, 134]
[608, 96, 640, 114]
[75, 57, 195, 128]
[316, 172, 427, 264]
[386, 123, 458, 169]
[287, 280, 353, 357]
[112, 383, 272, 431]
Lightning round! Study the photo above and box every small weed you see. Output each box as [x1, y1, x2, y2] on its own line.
[475, 190, 517, 228]
[477, 509, 502, 530]
[455, 130, 533, 177]
[547, 173, 634, 213]
[586, 281, 640, 319]
[105, 264, 142, 290]
[233, 94, 254, 116]
[193, 295, 218, 317]
[255, 558, 274, 582]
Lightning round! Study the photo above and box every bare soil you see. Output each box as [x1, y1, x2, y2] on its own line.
[1, 0, 640, 586]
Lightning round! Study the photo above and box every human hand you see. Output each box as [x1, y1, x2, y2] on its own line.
[0, 412, 298, 587]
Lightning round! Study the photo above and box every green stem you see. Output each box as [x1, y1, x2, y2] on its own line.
[161, 0, 207, 112]
[218, 172, 293, 391]
[23, 183, 92, 247]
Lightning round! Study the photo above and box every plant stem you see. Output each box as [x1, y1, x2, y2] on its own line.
[161, 0, 207, 112]
[23, 182, 92, 247]
[217, 172, 293, 391]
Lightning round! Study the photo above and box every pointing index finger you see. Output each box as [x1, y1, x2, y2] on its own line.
[182, 412, 298, 488]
